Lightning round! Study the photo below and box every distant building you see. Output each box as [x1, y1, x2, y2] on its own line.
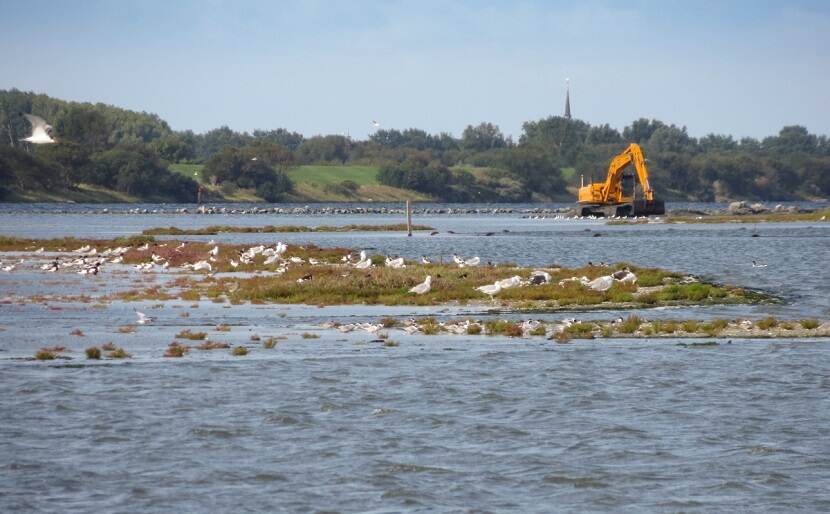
[564, 78, 572, 120]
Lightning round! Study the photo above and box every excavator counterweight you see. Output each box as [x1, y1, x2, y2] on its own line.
[576, 143, 665, 217]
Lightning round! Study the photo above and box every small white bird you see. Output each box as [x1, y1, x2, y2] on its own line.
[2, 264, 15, 272]
[409, 275, 432, 295]
[385, 256, 405, 269]
[209, 246, 219, 257]
[289, 256, 305, 264]
[137, 243, 149, 251]
[135, 311, 153, 324]
[355, 258, 372, 269]
[464, 256, 480, 267]
[452, 254, 465, 266]
[420, 256, 431, 265]
[34, 247, 44, 254]
[230, 260, 239, 268]
[20, 113, 57, 144]
[372, 120, 381, 128]
[192, 260, 212, 272]
[475, 283, 502, 297]
[751, 260, 768, 268]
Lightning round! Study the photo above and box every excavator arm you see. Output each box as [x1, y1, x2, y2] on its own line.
[598, 143, 654, 202]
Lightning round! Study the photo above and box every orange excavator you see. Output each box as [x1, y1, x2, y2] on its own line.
[576, 143, 665, 217]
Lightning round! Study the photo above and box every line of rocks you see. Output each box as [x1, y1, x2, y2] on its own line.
[6, 205, 576, 216]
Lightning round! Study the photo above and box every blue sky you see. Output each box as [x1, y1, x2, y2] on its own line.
[1, 0, 828, 140]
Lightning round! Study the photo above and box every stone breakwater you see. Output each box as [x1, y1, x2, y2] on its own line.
[3, 205, 576, 216]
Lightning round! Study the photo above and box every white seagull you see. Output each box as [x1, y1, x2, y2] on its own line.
[135, 311, 153, 324]
[475, 283, 502, 297]
[20, 113, 57, 144]
[751, 260, 768, 268]
[372, 120, 381, 128]
[409, 275, 432, 295]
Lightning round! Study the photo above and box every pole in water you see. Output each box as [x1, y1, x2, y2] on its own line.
[406, 200, 412, 237]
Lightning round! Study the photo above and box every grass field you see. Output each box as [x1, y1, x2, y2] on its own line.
[287, 165, 380, 186]
[169, 163, 205, 183]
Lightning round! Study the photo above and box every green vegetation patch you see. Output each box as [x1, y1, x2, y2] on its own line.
[142, 223, 433, 236]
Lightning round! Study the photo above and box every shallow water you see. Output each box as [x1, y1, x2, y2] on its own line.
[1, 202, 829, 512]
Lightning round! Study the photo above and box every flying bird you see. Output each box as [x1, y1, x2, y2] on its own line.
[135, 311, 153, 324]
[371, 120, 380, 128]
[20, 113, 57, 144]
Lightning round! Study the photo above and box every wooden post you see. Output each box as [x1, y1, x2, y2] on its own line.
[406, 200, 412, 237]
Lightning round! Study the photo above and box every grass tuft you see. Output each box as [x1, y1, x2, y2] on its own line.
[232, 346, 248, 356]
[800, 318, 819, 330]
[35, 350, 55, 360]
[756, 316, 778, 330]
[85, 347, 101, 359]
[301, 332, 320, 339]
[176, 329, 207, 340]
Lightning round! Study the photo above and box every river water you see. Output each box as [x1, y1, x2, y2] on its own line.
[1, 202, 829, 512]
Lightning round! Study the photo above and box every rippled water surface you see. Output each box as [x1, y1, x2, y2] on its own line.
[1, 203, 829, 512]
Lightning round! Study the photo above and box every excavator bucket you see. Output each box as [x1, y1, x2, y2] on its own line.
[632, 199, 665, 216]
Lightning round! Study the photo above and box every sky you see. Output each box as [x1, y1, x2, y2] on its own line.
[1, 0, 828, 140]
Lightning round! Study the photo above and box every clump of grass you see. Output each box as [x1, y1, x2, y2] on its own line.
[263, 337, 278, 349]
[301, 332, 320, 339]
[552, 331, 570, 344]
[800, 319, 819, 330]
[85, 346, 101, 359]
[35, 349, 55, 360]
[702, 319, 729, 336]
[466, 323, 482, 335]
[618, 316, 642, 334]
[70, 329, 85, 337]
[117, 325, 136, 334]
[756, 316, 778, 330]
[380, 317, 399, 328]
[164, 342, 189, 358]
[564, 322, 595, 339]
[232, 346, 248, 356]
[779, 322, 794, 330]
[418, 317, 441, 335]
[682, 320, 700, 333]
[484, 320, 521, 336]
[107, 347, 131, 359]
[383, 340, 399, 347]
[215, 324, 231, 332]
[196, 341, 229, 350]
[601, 325, 614, 338]
[175, 329, 207, 340]
[529, 325, 547, 337]
[640, 326, 653, 336]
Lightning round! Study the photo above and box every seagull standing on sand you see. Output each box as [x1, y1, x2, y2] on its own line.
[20, 113, 57, 144]
[409, 276, 432, 295]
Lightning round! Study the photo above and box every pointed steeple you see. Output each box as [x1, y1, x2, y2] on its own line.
[564, 78, 572, 120]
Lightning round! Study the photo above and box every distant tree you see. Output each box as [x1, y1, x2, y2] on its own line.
[586, 124, 622, 145]
[519, 116, 589, 163]
[54, 106, 109, 152]
[698, 134, 737, 153]
[503, 146, 565, 197]
[296, 135, 349, 164]
[462, 122, 507, 151]
[622, 118, 665, 143]
[762, 126, 818, 155]
[252, 128, 304, 151]
[151, 134, 196, 162]
[646, 125, 696, 154]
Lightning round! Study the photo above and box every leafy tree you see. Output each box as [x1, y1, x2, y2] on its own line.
[623, 118, 665, 143]
[462, 122, 507, 151]
[503, 146, 565, 197]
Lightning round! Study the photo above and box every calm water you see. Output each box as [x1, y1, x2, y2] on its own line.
[1, 202, 829, 512]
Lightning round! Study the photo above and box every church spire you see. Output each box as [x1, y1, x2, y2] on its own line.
[564, 78, 572, 120]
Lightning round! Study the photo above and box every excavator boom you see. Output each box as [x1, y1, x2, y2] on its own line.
[577, 143, 664, 217]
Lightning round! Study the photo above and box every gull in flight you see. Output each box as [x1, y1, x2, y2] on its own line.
[372, 120, 381, 128]
[20, 113, 57, 144]
[409, 275, 432, 295]
[135, 311, 154, 324]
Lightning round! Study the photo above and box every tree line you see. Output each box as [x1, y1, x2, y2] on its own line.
[1, 88, 828, 202]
